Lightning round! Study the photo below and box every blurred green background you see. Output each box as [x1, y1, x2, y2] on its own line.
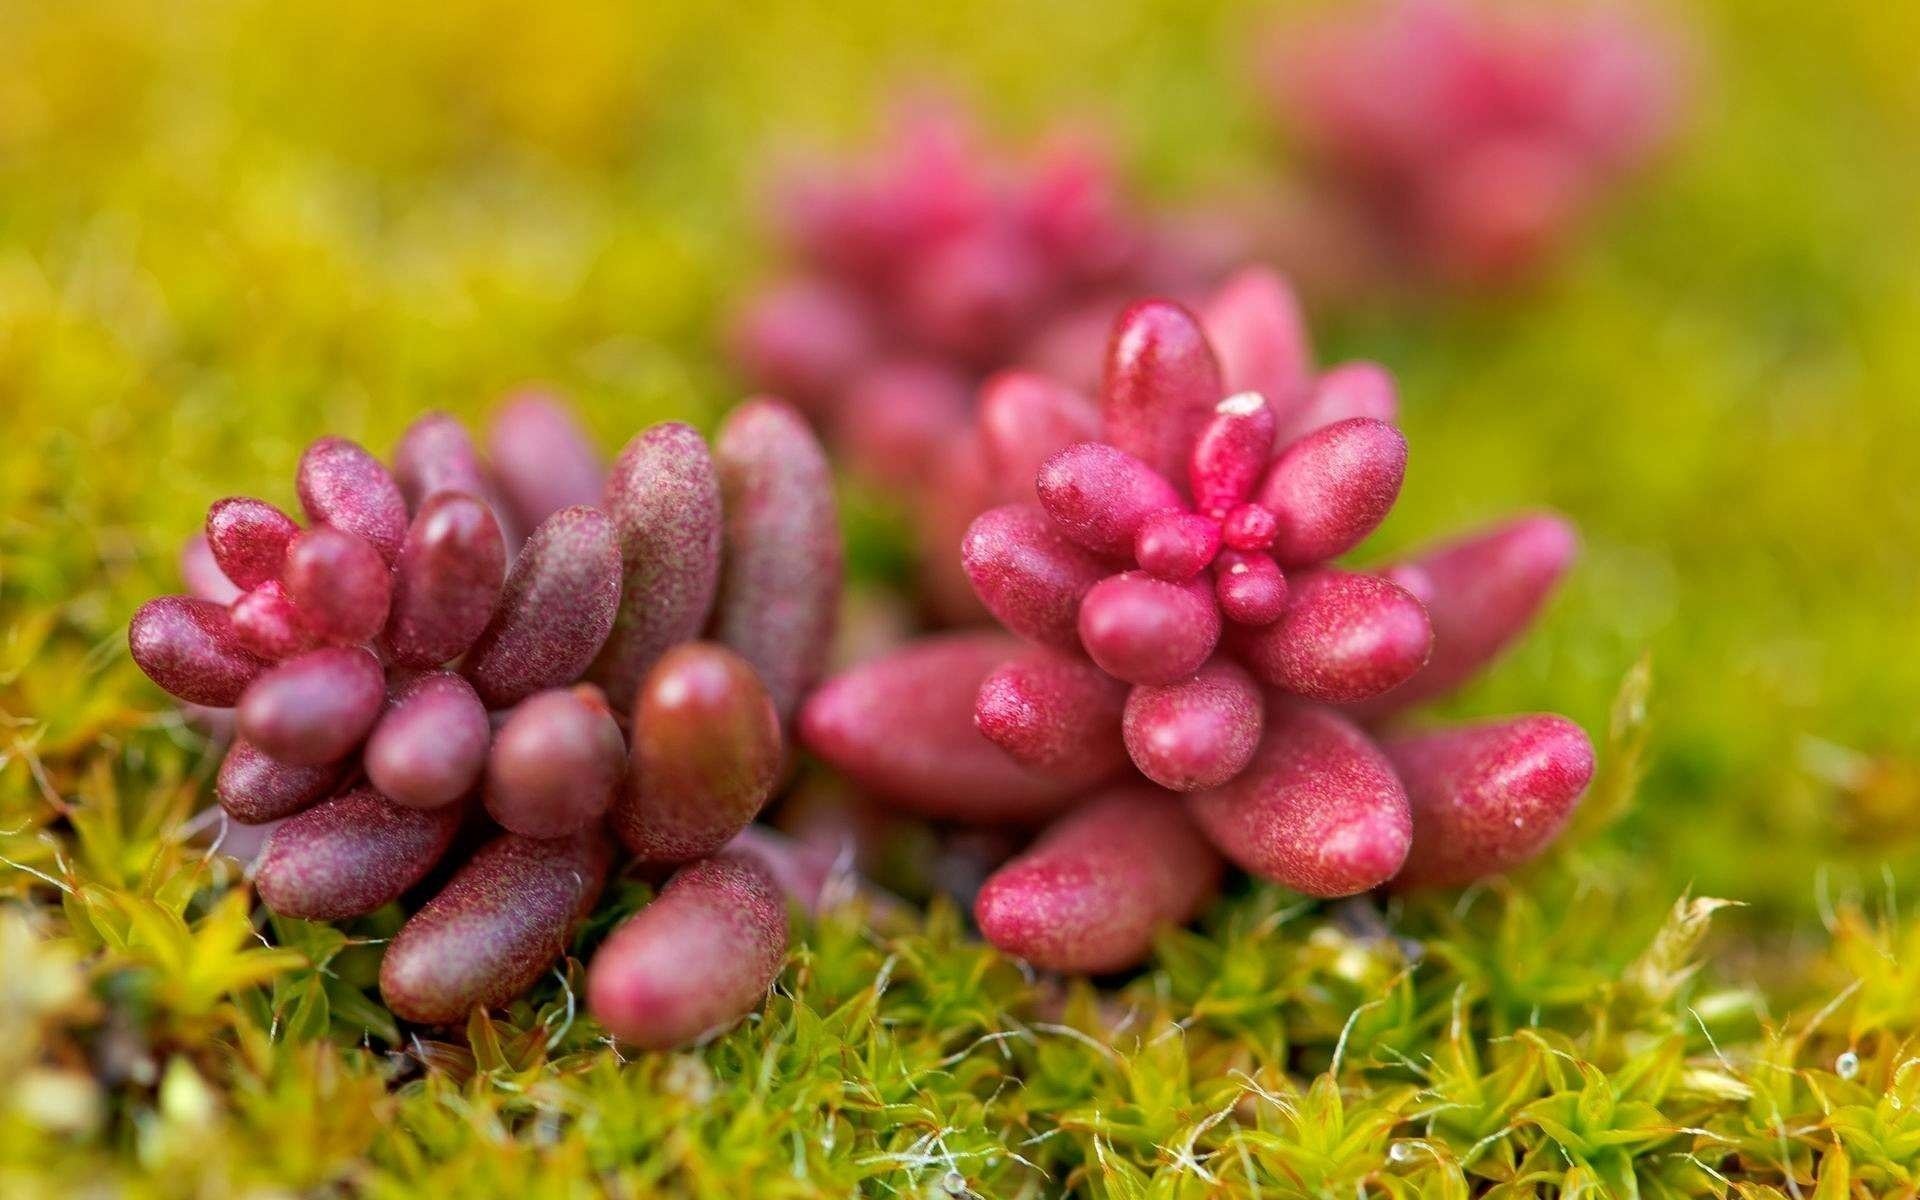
[4, 0, 1915, 926]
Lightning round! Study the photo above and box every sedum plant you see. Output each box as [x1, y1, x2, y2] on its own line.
[129, 394, 843, 1046]
[1260, 0, 1688, 292]
[729, 96, 1246, 617]
[802, 270, 1595, 971]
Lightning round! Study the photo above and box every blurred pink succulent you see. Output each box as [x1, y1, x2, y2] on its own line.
[801, 267, 1596, 970]
[730, 97, 1245, 508]
[1262, 0, 1687, 291]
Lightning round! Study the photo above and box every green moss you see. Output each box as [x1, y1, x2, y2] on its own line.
[3, 0, 1919, 1193]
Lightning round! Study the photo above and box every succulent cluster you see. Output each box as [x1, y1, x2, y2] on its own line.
[728, 100, 1242, 612]
[131, 260, 1598, 1008]
[132, 394, 842, 1048]
[801, 273, 1596, 971]
[1262, 0, 1685, 290]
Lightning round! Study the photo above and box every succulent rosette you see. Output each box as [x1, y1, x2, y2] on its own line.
[801, 267, 1597, 971]
[132, 394, 845, 1047]
[1261, 0, 1687, 290]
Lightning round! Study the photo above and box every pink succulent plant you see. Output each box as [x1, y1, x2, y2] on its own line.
[1262, 0, 1687, 291]
[134, 394, 845, 1047]
[801, 267, 1596, 971]
[729, 98, 1248, 613]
